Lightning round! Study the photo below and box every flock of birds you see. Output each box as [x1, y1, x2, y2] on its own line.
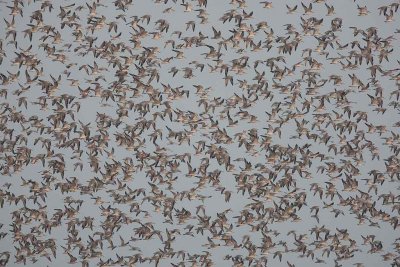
[0, 0, 400, 266]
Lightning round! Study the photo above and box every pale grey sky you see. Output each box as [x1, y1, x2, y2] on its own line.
[0, 0, 399, 266]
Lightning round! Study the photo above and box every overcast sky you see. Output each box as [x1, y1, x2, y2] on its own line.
[0, 0, 399, 266]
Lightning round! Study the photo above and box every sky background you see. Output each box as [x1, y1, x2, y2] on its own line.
[0, 0, 400, 266]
